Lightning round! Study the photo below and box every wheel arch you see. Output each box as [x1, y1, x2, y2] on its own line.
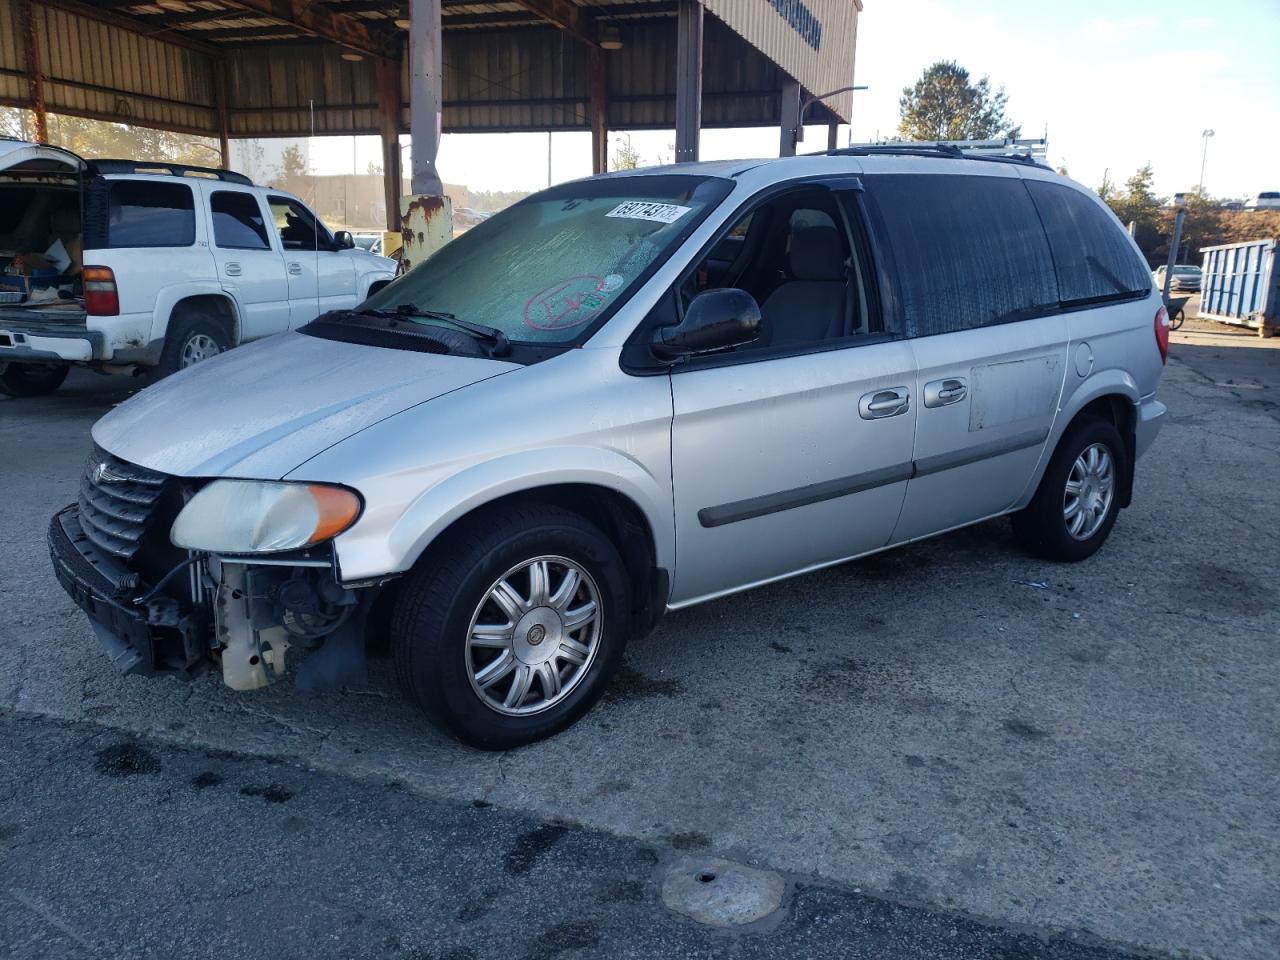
[1017, 372, 1141, 510]
[154, 286, 242, 347]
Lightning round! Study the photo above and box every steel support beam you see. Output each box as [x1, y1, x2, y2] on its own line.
[408, 0, 442, 195]
[19, 0, 47, 143]
[376, 56, 403, 231]
[213, 59, 231, 167]
[674, 0, 702, 163]
[778, 78, 801, 157]
[827, 122, 838, 151]
[217, 0, 396, 58]
[589, 45, 607, 174]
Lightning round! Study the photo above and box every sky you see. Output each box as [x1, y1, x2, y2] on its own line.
[280, 0, 1280, 201]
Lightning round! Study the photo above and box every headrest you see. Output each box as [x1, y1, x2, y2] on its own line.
[51, 207, 81, 236]
[788, 226, 844, 281]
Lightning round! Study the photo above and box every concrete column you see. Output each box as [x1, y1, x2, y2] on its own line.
[20, 0, 47, 144]
[674, 0, 703, 163]
[589, 46, 608, 175]
[778, 79, 800, 157]
[402, 0, 451, 270]
[376, 57, 403, 232]
[827, 122, 839, 151]
[213, 60, 231, 168]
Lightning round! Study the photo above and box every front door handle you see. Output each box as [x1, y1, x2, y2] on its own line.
[288, 262, 303, 276]
[923, 377, 968, 408]
[224, 262, 242, 277]
[859, 387, 910, 420]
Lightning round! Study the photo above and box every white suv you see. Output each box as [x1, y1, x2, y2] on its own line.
[0, 140, 395, 396]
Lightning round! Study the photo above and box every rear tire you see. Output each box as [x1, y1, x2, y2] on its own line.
[391, 504, 631, 749]
[0, 362, 69, 398]
[150, 311, 230, 382]
[1012, 417, 1127, 562]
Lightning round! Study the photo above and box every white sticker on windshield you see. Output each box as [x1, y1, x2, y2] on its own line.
[606, 201, 692, 224]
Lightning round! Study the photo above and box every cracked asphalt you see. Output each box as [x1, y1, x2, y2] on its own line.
[1, 313, 1277, 959]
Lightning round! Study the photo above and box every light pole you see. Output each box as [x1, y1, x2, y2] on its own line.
[791, 85, 869, 152]
[1198, 129, 1214, 195]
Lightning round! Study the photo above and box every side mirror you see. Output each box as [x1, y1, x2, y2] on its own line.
[651, 288, 761, 360]
[333, 230, 356, 250]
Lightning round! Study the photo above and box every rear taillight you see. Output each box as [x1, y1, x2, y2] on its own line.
[1154, 304, 1170, 364]
[82, 266, 119, 316]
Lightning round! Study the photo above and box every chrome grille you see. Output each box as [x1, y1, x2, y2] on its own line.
[78, 447, 168, 561]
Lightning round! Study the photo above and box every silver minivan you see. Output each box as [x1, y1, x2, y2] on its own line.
[49, 148, 1169, 748]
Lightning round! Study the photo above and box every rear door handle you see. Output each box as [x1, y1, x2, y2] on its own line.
[923, 378, 967, 407]
[859, 387, 910, 420]
[224, 262, 242, 277]
[288, 262, 303, 276]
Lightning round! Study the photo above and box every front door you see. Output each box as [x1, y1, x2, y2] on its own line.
[666, 180, 917, 605]
[203, 185, 290, 340]
[267, 196, 357, 327]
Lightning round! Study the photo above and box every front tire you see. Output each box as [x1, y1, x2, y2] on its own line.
[0, 362, 69, 398]
[1012, 417, 1127, 562]
[391, 504, 631, 749]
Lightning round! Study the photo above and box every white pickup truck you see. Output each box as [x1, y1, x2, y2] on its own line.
[0, 140, 396, 396]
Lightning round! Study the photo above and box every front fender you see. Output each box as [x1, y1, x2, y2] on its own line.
[332, 446, 675, 584]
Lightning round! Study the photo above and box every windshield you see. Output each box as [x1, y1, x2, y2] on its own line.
[1174, 265, 1201, 274]
[362, 175, 732, 346]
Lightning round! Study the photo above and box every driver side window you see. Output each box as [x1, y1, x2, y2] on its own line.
[679, 186, 874, 353]
[268, 196, 331, 251]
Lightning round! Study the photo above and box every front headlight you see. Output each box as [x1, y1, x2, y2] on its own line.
[171, 480, 362, 554]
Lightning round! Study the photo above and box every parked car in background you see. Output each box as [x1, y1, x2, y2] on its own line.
[1244, 192, 1280, 210]
[353, 232, 384, 256]
[1153, 264, 1202, 292]
[49, 148, 1168, 748]
[0, 140, 396, 397]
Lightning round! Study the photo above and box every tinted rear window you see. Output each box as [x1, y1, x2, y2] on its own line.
[1025, 180, 1151, 304]
[868, 174, 1058, 337]
[107, 181, 195, 248]
[210, 190, 271, 250]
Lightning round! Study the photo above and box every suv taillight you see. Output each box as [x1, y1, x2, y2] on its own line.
[1154, 304, 1170, 364]
[83, 266, 119, 316]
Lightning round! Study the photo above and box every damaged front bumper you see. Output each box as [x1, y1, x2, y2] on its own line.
[48, 504, 377, 690]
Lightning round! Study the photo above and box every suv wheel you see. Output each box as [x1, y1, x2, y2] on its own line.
[152, 311, 230, 381]
[1012, 417, 1127, 562]
[391, 504, 630, 749]
[0, 362, 69, 398]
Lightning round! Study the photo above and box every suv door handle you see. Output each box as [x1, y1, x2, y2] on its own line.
[288, 262, 303, 276]
[859, 387, 910, 420]
[224, 262, 242, 277]
[923, 377, 968, 408]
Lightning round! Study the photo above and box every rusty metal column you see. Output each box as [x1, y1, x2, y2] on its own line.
[778, 79, 800, 157]
[376, 57, 403, 233]
[674, 0, 702, 163]
[402, 0, 450, 270]
[20, 0, 48, 144]
[213, 60, 231, 168]
[589, 46, 608, 175]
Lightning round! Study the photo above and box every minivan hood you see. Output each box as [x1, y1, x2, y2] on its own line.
[92, 332, 519, 478]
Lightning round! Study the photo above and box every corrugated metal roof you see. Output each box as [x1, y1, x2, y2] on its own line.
[1, 0, 858, 138]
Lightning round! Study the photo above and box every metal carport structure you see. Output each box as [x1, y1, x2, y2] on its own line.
[2, 0, 860, 245]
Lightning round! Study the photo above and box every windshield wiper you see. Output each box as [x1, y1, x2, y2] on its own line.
[356, 304, 511, 357]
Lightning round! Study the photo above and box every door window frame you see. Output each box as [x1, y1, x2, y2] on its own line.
[267, 195, 334, 251]
[208, 187, 275, 252]
[621, 176, 899, 376]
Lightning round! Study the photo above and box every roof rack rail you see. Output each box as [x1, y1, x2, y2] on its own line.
[87, 159, 253, 185]
[821, 138, 1051, 170]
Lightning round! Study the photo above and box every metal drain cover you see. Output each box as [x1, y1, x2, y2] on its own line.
[661, 856, 785, 927]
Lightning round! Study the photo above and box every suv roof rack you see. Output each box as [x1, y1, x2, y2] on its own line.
[87, 159, 253, 185]
[821, 138, 1052, 170]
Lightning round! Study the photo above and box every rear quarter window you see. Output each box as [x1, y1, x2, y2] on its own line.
[107, 181, 195, 248]
[1024, 180, 1151, 304]
[867, 173, 1058, 337]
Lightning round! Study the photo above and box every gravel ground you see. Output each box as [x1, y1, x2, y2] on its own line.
[1, 319, 1277, 959]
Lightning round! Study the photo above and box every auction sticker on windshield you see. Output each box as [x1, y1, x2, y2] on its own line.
[606, 201, 691, 224]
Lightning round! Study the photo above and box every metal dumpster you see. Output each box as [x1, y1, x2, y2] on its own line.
[1199, 238, 1279, 336]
